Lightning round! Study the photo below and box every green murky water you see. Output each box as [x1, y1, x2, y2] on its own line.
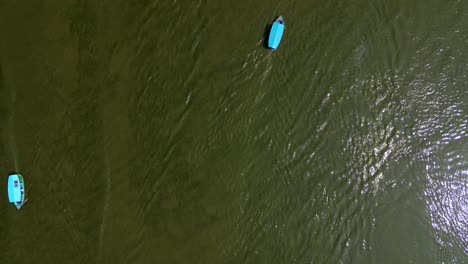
[0, 0, 467, 263]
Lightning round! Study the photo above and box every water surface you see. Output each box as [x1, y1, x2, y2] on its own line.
[0, 0, 467, 263]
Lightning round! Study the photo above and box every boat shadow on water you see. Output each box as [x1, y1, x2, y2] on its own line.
[262, 23, 273, 49]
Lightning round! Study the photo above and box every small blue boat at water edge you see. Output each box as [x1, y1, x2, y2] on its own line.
[8, 173, 25, 209]
[268, 16, 285, 50]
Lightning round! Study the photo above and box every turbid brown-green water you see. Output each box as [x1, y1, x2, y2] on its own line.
[0, 0, 467, 263]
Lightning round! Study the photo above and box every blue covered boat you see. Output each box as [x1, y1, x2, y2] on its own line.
[8, 173, 25, 209]
[268, 16, 285, 50]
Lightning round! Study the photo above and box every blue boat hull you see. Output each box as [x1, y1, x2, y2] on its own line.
[268, 16, 285, 49]
[8, 174, 25, 209]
